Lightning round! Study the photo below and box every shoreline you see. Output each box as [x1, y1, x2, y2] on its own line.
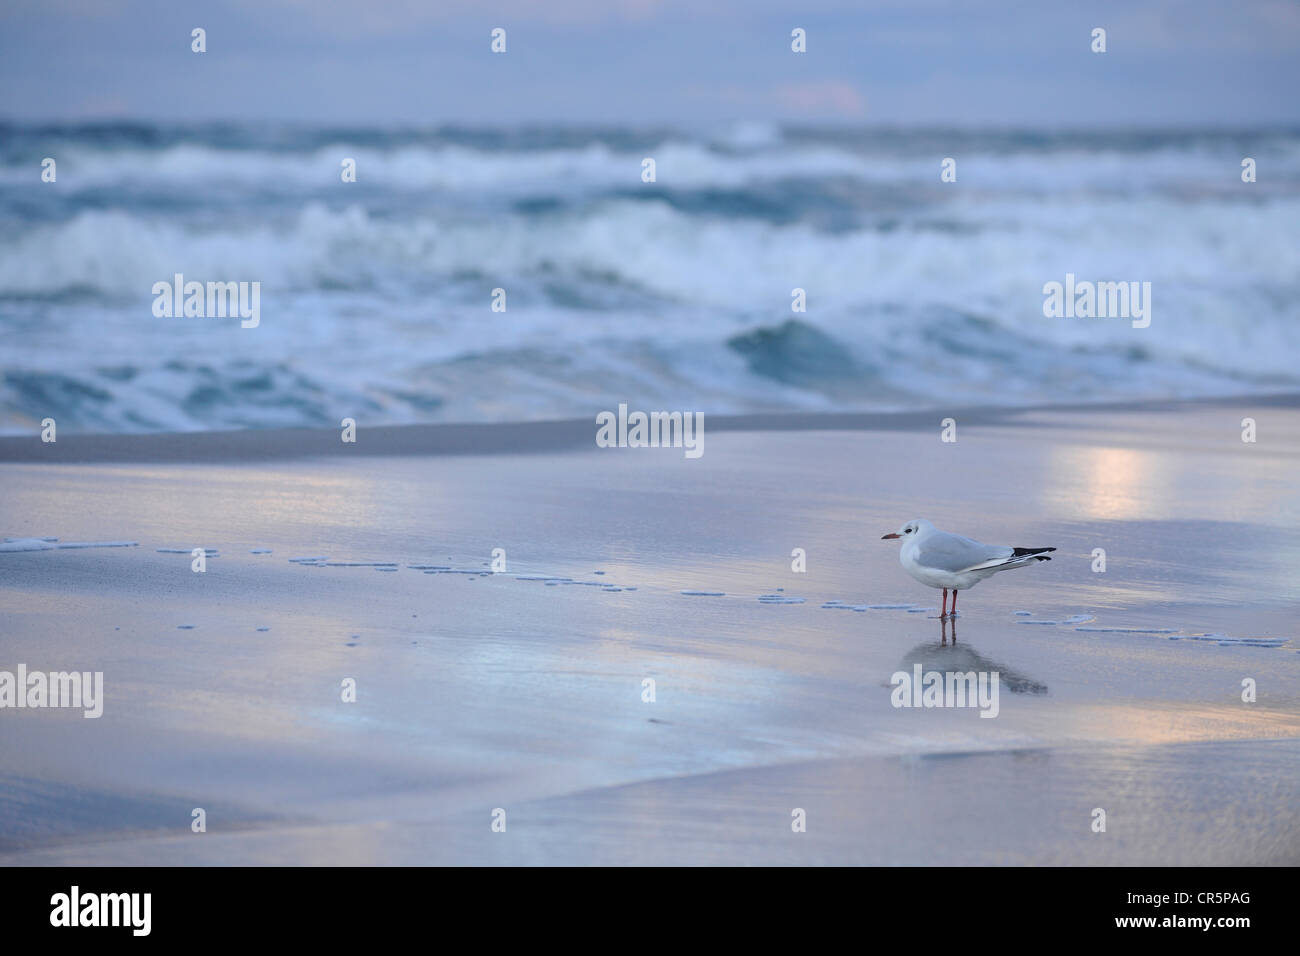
[2, 391, 1297, 464]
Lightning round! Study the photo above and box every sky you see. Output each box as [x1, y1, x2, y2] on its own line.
[1, 0, 1298, 127]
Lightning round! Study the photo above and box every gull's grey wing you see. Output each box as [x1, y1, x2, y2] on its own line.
[916, 532, 1013, 573]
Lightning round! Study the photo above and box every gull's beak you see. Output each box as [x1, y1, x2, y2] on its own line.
[881, 533, 900, 539]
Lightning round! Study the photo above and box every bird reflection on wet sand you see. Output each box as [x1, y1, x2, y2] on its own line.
[897, 617, 1049, 696]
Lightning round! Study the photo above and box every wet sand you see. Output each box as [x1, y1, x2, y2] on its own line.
[1, 398, 1298, 864]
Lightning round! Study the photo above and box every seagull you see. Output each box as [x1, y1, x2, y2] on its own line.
[882, 519, 1055, 618]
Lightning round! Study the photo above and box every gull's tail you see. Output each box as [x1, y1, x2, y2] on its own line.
[964, 546, 1055, 572]
[1011, 547, 1055, 561]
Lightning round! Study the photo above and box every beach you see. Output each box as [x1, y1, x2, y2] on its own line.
[2, 396, 1298, 865]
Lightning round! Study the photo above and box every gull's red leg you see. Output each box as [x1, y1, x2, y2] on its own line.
[951, 590, 958, 615]
[941, 589, 948, 617]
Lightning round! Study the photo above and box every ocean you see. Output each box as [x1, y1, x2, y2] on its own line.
[2, 121, 1298, 433]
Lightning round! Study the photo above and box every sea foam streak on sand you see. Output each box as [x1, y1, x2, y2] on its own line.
[0, 538, 56, 552]
[822, 601, 868, 612]
[1074, 627, 1288, 648]
[1179, 634, 1287, 647]
[821, 600, 928, 612]
[1019, 615, 1095, 626]
[287, 559, 624, 588]
[1, 538, 138, 552]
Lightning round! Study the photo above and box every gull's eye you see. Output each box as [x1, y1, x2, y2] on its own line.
[905, 527, 912, 534]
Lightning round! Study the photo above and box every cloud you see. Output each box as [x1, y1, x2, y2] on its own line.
[707, 80, 867, 119]
[772, 81, 867, 118]
[1, 0, 1296, 124]
[250, 0, 671, 34]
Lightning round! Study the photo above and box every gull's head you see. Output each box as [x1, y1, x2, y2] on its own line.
[881, 518, 930, 541]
